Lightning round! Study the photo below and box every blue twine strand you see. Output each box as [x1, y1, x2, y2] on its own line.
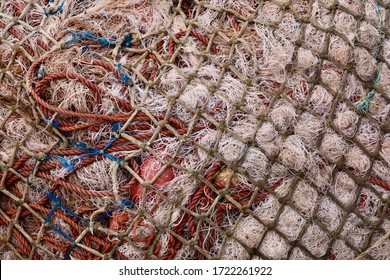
[46, 192, 62, 205]
[45, 154, 78, 172]
[65, 31, 115, 47]
[44, 191, 90, 226]
[95, 199, 135, 222]
[64, 30, 132, 49]
[26, 160, 91, 260]
[43, 115, 60, 128]
[60, 204, 89, 225]
[50, 225, 76, 245]
[52, 119, 61, 128]
[37, 68, 46, 80]
[357, 91, 375, 112]
[50, 224, 77, 260]
[120, 200, 135, 208]
[64, 245, 75, 260]
[44, 1, 64, 16]
[81, 45, 89, 53]
[117, 64, 131, 85]
[25, 122, 129, 255]
[75, 122, 125, 165]
[45, 204, 58, 223]
[44, 194, 78, 258]
[120, 31, 133, 48]
[112, 122, 123, 133]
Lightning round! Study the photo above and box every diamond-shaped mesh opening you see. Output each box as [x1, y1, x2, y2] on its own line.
[1, 0, 389, 260]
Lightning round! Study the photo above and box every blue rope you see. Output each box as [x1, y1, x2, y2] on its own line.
[45, 204, 59, 224]
[95, 199, 135, 221]
[45, 192, 89, 225]
[60, 204, 88, 225]
[29, 122, 124, 185]
[112, 122, 123, 133]
[59, 156, 76, 171]
[50, 225, 76, 245]
[120, 199, 135, 208]
[44, 1, 64, 16]
[36, 123, 123, 173]
[65, 30, 132, 49]
[95, 209, 116, 222]
[64, 245, 75, 260]
[117, 64, 131, 85]
[65, 31, 115, 46]
[37, 68, 46, 80]
[46, 206, 78, 260]
[120, 31, 133, 48]
[46, 192, 62, 205]
[44, 154, 78, 172]
[75, 122, 125, 165]
[81, 45, 89, 53]
[49, 224, 77, 260]
[75, 141, 124, 164]
[43, 115, 60, 128]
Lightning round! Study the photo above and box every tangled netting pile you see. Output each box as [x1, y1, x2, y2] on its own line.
[1, 0, 390, 260]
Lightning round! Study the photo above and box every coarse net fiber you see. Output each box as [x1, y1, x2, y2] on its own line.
[0, 0, 390, 260]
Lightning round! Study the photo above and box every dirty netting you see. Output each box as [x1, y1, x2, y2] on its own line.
[0, 0, 390, 260]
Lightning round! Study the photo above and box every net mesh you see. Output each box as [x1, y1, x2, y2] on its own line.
[0, 0, 390, 260]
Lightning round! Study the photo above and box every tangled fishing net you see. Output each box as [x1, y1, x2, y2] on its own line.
[1, 0, 390, 260]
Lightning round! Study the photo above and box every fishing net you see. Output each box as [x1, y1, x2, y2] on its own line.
[0, 0, 389, 260]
